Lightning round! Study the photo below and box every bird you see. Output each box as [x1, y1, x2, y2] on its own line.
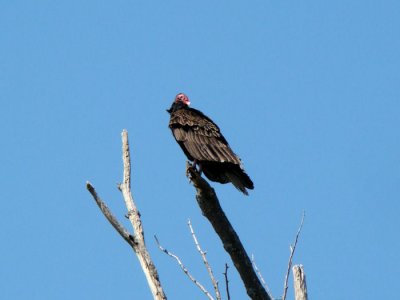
[167, 93, 254, 195]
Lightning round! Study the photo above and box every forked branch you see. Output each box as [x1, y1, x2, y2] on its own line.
[86, 130, 166, 300]
[86, 182, 135, 246]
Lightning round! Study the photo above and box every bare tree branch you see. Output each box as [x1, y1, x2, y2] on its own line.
[118, 130, 166, 300]
[251, 254, 273, 298]
[119, 130, 143, 241]
[186, 164, 271, 300]
[154, 235, 214, 300]
[188, 219, 221, 300]
[86, 130, 166, 300]
[223, 264, 231, 300]
[292, 265, 308, 300]
[282, 211, 306, 300]
[86, 182, 135, 246]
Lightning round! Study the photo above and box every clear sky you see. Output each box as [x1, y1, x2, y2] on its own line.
[1, 1, 399, 299]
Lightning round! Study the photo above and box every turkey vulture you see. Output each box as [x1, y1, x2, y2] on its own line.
[167, 93, 254, 195]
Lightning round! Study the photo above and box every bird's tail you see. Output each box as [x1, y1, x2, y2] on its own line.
[226, 167, 254, 196]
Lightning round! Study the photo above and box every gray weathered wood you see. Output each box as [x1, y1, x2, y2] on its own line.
[87, 130, 167, 300]
[293, 265, 308, 300]
[119, 130, 167, 300]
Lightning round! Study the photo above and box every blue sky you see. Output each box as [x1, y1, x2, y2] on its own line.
[1, 1, 399, 299]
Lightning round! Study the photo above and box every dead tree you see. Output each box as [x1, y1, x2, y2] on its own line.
[86, 130, 307, 300]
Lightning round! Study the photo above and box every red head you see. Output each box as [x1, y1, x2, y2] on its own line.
[175, 93, 191, 106]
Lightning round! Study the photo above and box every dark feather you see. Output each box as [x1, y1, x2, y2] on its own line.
[168, 95, 254, 195]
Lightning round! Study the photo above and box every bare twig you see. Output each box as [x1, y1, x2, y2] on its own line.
[251, 254, 273, 298]
[154, 235, 214, 300]
[282, 211, 306, 300]
[86, 182, 135, 246]
[186, 164, 271, 300]
[188, 219, 221, 300]
[292, 265, 308, 300]
[223, 264, 231, 300]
